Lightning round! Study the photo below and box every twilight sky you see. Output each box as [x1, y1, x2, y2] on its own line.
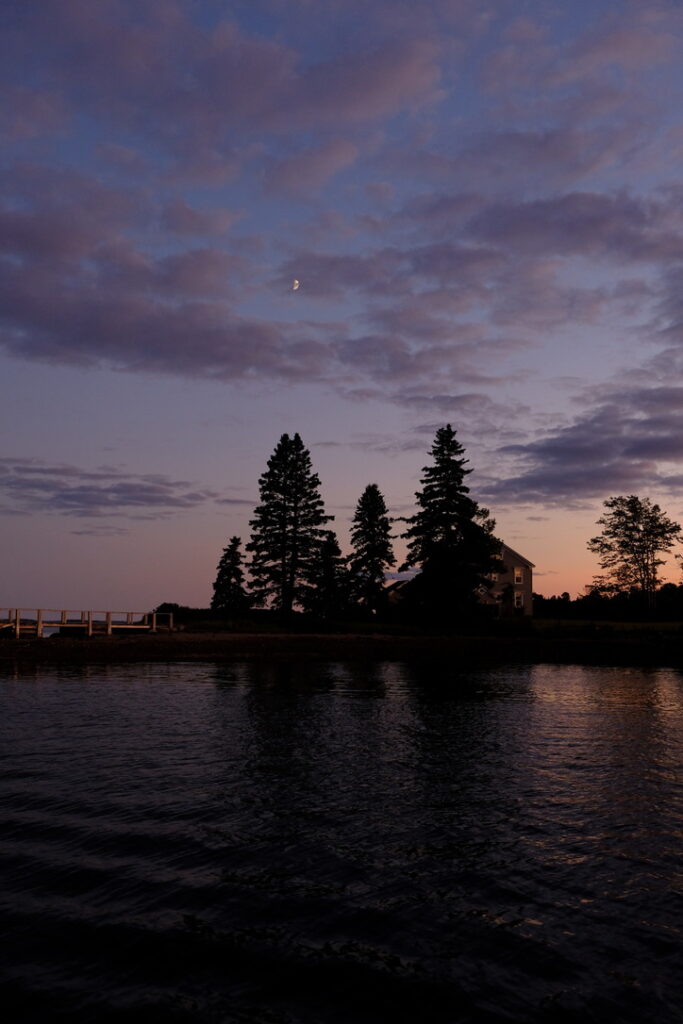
[3, 0, 683, 609]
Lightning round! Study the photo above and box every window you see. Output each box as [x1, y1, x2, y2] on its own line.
[514, 592, 524, 609]
[514, 567, 524, 584]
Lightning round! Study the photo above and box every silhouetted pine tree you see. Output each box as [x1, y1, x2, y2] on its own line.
[300, 530, 349, 619]
[401, 424, 502, 615]
[211, 536, 251, 615]
[348, 483, 395, 613]
[247, 433, 332, 614]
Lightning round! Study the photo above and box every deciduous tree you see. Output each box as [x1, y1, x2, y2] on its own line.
[587, 495, 681, 605]
[247, 433, 332, 614]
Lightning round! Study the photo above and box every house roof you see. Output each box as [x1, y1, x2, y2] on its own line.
[500, 542, 535, 568]
[384, 579, 409, 592]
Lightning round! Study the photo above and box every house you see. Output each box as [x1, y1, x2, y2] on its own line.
[486, 543, 535, 616]
[385, 542, 535, 615]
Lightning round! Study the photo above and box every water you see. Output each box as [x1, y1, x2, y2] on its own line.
[2, 661, 683, 1022]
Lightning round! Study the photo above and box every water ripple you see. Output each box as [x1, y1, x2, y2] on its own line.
[2, 662, 683, 1021]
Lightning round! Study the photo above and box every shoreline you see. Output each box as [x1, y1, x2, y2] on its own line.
[1, 629, 683, 668]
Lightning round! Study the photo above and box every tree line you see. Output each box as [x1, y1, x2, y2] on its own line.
[533, 585, 683, 622]
[207, 428, 683, 624]
[211, 425, 503, 621]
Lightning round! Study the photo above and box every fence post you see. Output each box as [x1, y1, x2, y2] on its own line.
[37, 609, 43, 639]
[151, 613, 157, 633]
[106, 612, 112, 636]
[15, 609, 20, 639]
[87, 611, 93, 637]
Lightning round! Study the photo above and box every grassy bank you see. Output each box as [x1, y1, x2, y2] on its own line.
[1, 621, 683, 668]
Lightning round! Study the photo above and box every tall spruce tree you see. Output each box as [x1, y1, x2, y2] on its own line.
[247, 433, 332, 614]
[348, 483, 395, 613]
[401, 424, 502, 614]
[211, 536, 251, 615]
[300, 530, 349, 619]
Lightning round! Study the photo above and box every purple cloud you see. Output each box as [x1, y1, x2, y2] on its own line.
[161, 200, 239, 236]
[0, 86, 67, 140]
[468, 191, 683, 263]
[0, 457, 221, 518]
[484, 386, 683, 505]
[3, 4, 442, 183]
[482, 5, 680, 96]
[265, 139, 359, 195]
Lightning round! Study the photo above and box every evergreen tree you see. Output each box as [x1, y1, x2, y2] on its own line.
[211, 536, 251, 614]
[247, 433, 332, 614]
[401, 424, 502, 614]
[348, 483, 395, 613]
[300, 530, 349, 619]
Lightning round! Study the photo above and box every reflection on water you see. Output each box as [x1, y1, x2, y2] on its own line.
[1, 662, 683, 1022]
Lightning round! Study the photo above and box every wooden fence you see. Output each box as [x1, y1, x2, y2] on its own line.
[0, 608, 174, 639]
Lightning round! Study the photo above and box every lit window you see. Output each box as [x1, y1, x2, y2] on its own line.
[514, 567, 523, 584]
[514, 592, 524, 609]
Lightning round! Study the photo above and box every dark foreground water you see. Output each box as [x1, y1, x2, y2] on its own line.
[2, 662, 683, 1023]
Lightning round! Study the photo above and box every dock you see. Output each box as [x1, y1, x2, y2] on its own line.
[0, 608, 174, 639]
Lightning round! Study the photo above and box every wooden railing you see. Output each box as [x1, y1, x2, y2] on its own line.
[0, 608, 173, 639]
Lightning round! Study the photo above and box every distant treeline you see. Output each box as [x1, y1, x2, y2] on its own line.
[158, 585, 683, 629]
[534, 584, 683, 621]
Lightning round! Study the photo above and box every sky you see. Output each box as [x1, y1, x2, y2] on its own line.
[3, 0, 683, 610]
